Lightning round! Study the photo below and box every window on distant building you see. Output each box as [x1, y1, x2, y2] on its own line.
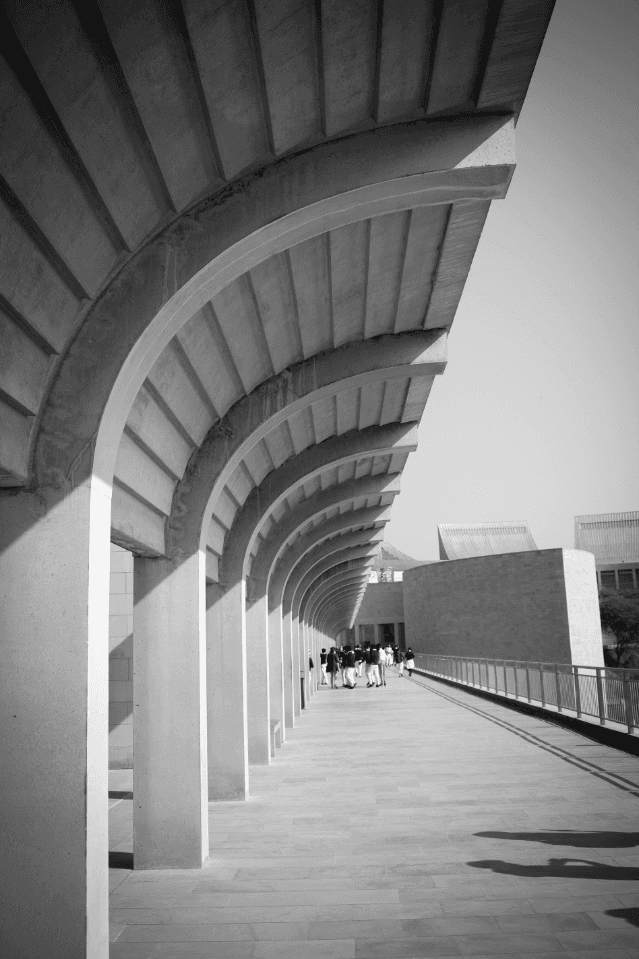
[618, 569, 635, 591]
[393, 571, 403, 581]
[600, 570, 617, 590]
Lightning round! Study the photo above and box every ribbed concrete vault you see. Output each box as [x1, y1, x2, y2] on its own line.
[0, 4, 556, 957]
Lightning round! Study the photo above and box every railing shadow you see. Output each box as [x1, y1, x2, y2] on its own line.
[475, 830, 639, 848]
[605, 908, 639, 927]
[468, 858, 639, 881]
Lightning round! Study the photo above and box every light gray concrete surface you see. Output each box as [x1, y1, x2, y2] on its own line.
[109, 671, 639, 958]
[404, 549, 604, 666]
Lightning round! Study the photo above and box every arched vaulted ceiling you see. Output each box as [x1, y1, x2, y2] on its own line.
[0, 0, 554, 630]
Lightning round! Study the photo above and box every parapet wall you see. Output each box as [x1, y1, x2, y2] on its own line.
[403, 549, 603, 666]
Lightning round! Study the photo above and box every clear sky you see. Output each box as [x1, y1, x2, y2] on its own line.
[386, 0, 639, 562]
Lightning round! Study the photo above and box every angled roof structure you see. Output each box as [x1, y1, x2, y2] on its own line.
[373, 542, 423, 574]
[575, 512, 639, 565]
[438, 521, 538, 561]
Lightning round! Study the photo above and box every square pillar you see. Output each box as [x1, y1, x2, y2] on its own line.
[268, 606, 286, 740]
[245, 595, 271, 764]
[206, 583, 248, 799]
[0, 484, 110, 958]
[282, 610, 297, 727]
[134, 555, 209, 868]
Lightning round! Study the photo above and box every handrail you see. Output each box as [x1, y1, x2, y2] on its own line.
[413, 653, 639, 736]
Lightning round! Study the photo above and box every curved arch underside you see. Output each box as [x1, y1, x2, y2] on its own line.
[0, 0, 555, 632]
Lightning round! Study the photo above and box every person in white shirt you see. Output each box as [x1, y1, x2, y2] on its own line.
[377, 644, 387, 687]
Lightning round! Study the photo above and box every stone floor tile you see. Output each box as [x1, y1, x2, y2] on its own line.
[110, 674, 639, 959]
[354, 936, 461, 957]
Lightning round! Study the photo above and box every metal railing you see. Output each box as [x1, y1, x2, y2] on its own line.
[414, 654, 639, 736]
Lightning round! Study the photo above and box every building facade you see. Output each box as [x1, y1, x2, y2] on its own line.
[575, 512, 639, 591]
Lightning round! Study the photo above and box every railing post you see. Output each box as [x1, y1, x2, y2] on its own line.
[573, 665, 582, 718]
[525, 662, 531, 703]
[540, 664, 546, 707]
[555, 663, 562, 713]
[622, 669, 634, 734]
[513, 661, 519, 700]
[595, 668, 606, 726]
[494, 659, 499, 694]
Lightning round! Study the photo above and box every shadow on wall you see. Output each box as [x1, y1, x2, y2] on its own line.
[109, 631, 133, 769]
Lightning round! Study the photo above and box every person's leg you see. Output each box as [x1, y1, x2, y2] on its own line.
[398, 661, 403, 677]
[380, 663, 386, 685]
[321, 664, 327, 684]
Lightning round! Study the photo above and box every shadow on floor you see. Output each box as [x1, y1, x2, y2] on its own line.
[475, 830, 639, 848]
[606, 908, 639, 927]
[109, 851, 134, 869]
[468, 858, 639, 881]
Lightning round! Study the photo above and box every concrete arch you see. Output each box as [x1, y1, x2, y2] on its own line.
[315, 584, 369, 635]
[303, 566, 373, 626]
[247, 473, 401, 602]
[251, 519, 388, 736]
[168, 329, 445, 559]
[286, 545, 382, 699]
[85, 114, 512, 490]
[269, 524, 385, 612]
[309, 579, 371, 642]
[278, 507, 391, 725]
[242, 473, 400, 760]
[199, 425, 416, 796]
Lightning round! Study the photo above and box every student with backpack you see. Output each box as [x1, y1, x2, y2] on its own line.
[326, 647, 339, 688]
[353, 643, 363, 678]
[343, 645, 356, 688]
[320, 648, 328, 685]
[365, 644, 381, 687]
[405, 648, 415, 677]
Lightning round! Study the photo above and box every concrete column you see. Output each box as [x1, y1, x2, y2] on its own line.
[0, 483, 110, 958]
[206, 583, 248, 799]
[134, 555, 208, 868]
[292, 614, 302, 716]
[268, 606, 286, 740]
[245, 595, 270, 764]
[282, 609, 296, 727]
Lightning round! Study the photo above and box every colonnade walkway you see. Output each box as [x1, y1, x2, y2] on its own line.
[109, 671, 639, 958]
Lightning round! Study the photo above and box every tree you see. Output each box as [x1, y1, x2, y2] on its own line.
[599, 589, 639, 667]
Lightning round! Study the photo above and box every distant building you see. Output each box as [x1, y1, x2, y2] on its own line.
[368, 541, 426, 583]
[352, 542, 426, 649]
[437, 521, 537, 561]
[575, 511, 639, 591]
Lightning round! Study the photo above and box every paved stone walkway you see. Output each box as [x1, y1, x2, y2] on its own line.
[109, 669, 639, 958]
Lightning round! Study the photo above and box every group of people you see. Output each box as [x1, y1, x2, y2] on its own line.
[319, 643, 416, 689]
